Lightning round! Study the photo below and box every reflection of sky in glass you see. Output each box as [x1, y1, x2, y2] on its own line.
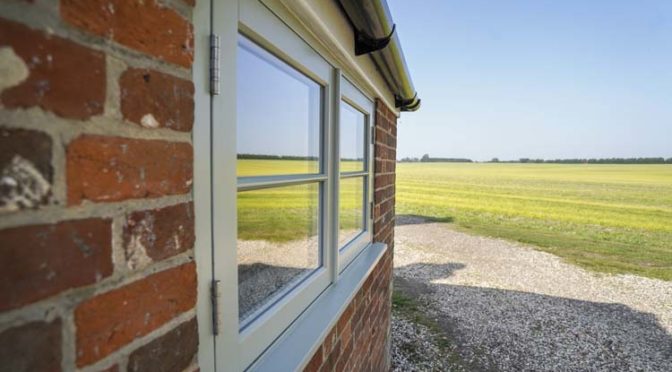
[340, 102, 365, 169]
[236, 36, 321, 159]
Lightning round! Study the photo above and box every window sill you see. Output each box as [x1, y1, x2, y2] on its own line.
[250, 242, 387, 371]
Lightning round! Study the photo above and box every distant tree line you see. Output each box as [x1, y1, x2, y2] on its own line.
[399, 154, 473, 163]
[238, 154, 363, 161]
[398, 155, 672, 164]
[238, 154, 319, 161]
[489, 157, 672, 164]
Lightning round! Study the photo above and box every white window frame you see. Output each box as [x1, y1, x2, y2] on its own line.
[199, 0, 380, 370]
[337, 76, 375, 272]
[237, 3, 336, 367]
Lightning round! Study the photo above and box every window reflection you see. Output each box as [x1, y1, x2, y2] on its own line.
[237, 183, 320, 322]
[340, 102, 365, 172]
[338, 177, 365, 247]
[237, 36, 322, 177]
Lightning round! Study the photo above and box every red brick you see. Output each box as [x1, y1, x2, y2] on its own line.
[66, 135, 193, 205]
[123, 202, 194, 265]
[127, 318, 198, 372]
[0, 19, 105, 119]
[303, 345, 322, 372]
[120, 68, 194, 132]
[0, 319, 62, 371]
[337, 303, 354, 333]
[0, 218, 113, 312]
[99, 365, 119, 372]
[75, 262, 197, 366]
[323, 325, 339, 355]
[61, 0, 193, 68]
[0, 128, 53, 212]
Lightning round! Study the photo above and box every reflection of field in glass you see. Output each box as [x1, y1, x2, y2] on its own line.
[237, 159, 363, 243]
[339, 177, 364, 246]
[340, 160, 364, 173]
[237, 158, 319, 177]
[237, 159, 364, 177]
[236, 160, 366, 319]
[397, 163, 672, 280]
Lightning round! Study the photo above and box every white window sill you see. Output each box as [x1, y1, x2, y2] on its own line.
[249, 242, 388, 371]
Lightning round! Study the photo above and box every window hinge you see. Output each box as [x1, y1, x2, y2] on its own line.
[211, 279, 221, 335]
[370, 125, 375, 145]
[210, 34, 221, 95]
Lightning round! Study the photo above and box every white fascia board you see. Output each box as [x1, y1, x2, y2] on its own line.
[264, 0, 400, 116]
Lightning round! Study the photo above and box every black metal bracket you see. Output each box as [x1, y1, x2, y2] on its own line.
[355, 24, 396, 56]
[395, 93, 420, 111]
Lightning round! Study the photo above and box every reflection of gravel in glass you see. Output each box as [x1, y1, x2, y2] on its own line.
[238, 236, 319, 321]
[338, 228, 362, 248]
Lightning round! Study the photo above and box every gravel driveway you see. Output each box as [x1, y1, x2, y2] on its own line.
[392, 219, 672, 371]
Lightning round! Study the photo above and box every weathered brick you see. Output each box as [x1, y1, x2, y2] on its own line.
[66, 135, 193, 205]
[0, 128, 53, 213]
[0, 319, 62, 372]
[75, 262, 196, 366]
[0, 218, 113, 312]
[303, 345, 322, 372]
[127, 318, 198, 372]
[120, 68, 194, 132]
[0, 18, 105, 119]
[99, 365, 119, 372]
[123, 202, 194, 268]
[61, 0, 193, 68]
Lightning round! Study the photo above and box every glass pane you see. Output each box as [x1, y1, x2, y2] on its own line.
[339, 177, 365, 247]
[237, 183, 320, 322]
[340, 102, 365, 173]
[237, 36, 321, 177]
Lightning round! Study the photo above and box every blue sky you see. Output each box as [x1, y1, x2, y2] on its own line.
[388, 0, 672, 161]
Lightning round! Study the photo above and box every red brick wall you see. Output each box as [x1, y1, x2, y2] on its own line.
[0, 1, 198, 371]
[304, 100, 397, 372]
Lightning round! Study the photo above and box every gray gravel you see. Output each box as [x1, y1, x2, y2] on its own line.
[393, 221, 672, 372]
[391, 313, 456, 372]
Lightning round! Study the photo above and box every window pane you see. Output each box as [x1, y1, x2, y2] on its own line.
[237, 183, 320, 321]
[237, 37, 321, 177]
[338, 177, 365, 247]
[340, 102, 365, 173]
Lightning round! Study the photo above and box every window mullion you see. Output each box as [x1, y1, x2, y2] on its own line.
[328, 69, 342, 283]
[237, 173, 327, 191]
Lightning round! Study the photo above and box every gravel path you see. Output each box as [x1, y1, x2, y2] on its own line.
[393, 220, 672, 371]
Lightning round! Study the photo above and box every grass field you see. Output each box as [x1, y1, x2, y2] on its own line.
[397, 163, 672, 280]
[237, 160, 672, 280]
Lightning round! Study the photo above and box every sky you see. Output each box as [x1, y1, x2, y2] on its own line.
[388, 0, 672, 161]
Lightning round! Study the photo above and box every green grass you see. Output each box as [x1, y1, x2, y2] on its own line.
[397, 163, 672, 280]
[237, 159, 364, 243]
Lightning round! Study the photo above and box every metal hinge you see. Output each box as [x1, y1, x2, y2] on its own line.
[211, 279, 221, 335]
[210, 34, 221, 95]
[370, 125, 375, 145]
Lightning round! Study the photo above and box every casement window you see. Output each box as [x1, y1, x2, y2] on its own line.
[229, 1, 375, 367]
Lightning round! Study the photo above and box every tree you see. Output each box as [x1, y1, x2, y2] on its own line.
[491, 157, 499, 163]
[421, 154, 430, 162]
